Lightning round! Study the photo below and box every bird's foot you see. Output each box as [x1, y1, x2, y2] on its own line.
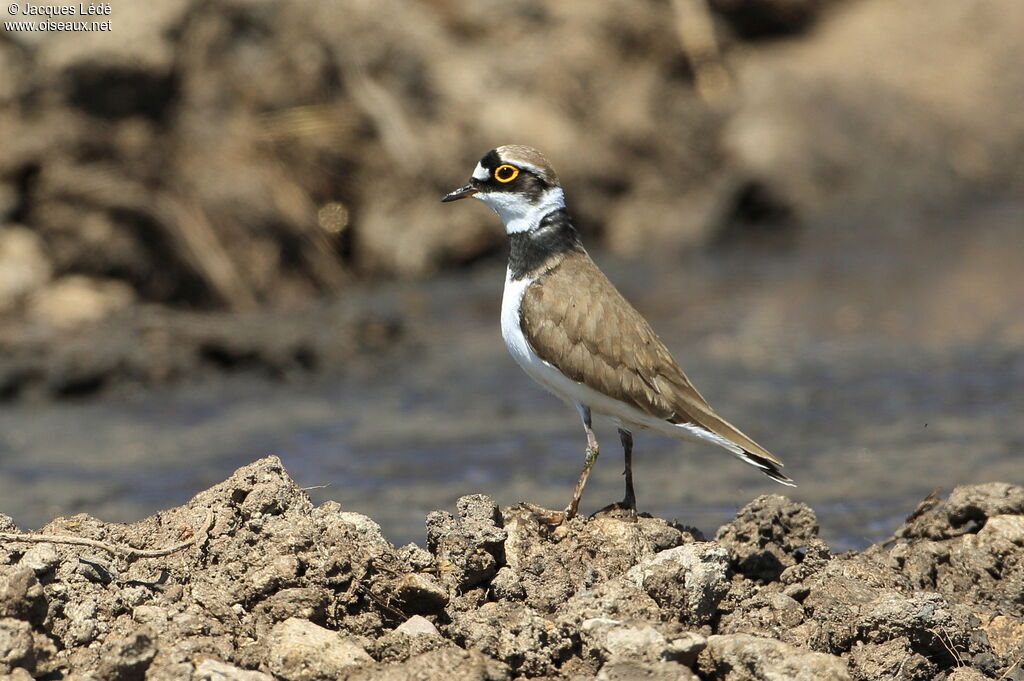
[539, 510, 568, 526]
[592, 500, 638, 523]
[519, 503, 568, 526]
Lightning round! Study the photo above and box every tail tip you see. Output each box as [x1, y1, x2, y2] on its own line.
[766, 469, 797, 488]
[740, 450, 796, 488]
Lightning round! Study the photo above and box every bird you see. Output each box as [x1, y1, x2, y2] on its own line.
[442, 144, 794, 521]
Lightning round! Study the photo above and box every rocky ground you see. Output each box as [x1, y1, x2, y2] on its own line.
[0, 457, 1021, 680]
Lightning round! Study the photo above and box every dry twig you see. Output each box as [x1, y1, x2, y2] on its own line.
[929, 627, 966, 668]
[998, 653, 1023, 681]
[0, 508, 215, 560]
[161, 198, 259, 311]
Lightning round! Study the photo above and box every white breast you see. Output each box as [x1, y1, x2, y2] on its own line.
[500, 271, 551, 385]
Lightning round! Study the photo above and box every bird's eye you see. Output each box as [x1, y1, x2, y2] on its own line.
[494, 164, 519, 183]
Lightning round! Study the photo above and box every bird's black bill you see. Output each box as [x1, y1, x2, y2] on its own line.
[441, 184, 477, 202]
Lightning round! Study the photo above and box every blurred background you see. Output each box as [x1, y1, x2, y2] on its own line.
[1, 0, 1022, 549]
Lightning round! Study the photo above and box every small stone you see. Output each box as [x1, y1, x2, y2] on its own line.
[455, 495, 507, 549]
[978, 515, 1024, 547]
[715, 495, 822, 583]
[699, 633, 850, 681]
[397, 543, 434, 571]
[426, 509, 499, 591]
[979, 614, 1024, 659]
[604, 623, 667, 662]
[131, 605, 168, 626]
[625, 543, 730, 624]
[392, 573, 448, 614]
[0, 618, 36, 674]
[95, 628, 156, 681]
[75, 557, 116, 584]
[394, 615, 440, 638]
[446, 601, 571, 677]
[247, 554, 300, 596]
[783, 583, 811, 602]
[597, 659, 700, 681]
[664, 632, 707, 667]
[856, 592, 951, 643]
[0, 515, 18, 534]
[194, 658, 275, 681]
[946, 668, 989, 681]
[490, 567, 526, 601]
[374, 622, 446, 664]
[64, 599, 99, 645]
[768, 592, 805, 627]
[0, 567, 46, 623]
[18, 545, 59, 575]
[266, 618, 373, 681]
[848, 637, 935, 681]
[335, 512, 391, 552]
[5, 668, 34, 681]
[253, 587, 329, 623]
[347, 646, 509, 681]
[581, 618, 667, 664]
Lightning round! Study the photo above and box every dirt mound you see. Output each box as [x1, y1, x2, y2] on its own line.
[0, 289, 403, 400]
[1, 457, 1021, 679]
[2, 0, 1022, 323]
[2, 0, 1024, 405]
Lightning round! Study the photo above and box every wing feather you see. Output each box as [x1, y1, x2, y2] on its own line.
[520, 251, 783, 467]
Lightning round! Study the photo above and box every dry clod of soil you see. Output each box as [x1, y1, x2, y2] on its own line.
[715, 493, 825, 583]
[0, 567, 46, 623]
[624, 542, 730, 625]
[265, 618, 373, 681]
[847, 637, 936, 681]
[194, 658, 275, 681]
[426, 493, 507, 593]
[0, 457, 1022, 680]
[945, 668, 993, 681]
[698, 633, 852, 680]
[596, 658, 700, 681]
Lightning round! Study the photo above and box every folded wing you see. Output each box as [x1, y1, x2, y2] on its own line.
[519, 251, 786, 472]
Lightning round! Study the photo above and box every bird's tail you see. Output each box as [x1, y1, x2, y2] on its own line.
[734, 448, 796, 487]
[663, 414, 796, 486]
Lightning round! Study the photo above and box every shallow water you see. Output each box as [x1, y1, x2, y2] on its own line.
[1, 206, 1022, 550]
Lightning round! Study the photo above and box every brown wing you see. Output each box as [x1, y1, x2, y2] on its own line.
[519, 251, 783, 466]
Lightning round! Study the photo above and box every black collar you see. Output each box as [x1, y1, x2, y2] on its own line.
[507, 209, 583, 280]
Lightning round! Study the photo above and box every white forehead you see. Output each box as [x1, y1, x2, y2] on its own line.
[471, 159, 546, 181]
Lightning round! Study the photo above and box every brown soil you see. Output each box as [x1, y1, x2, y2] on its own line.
[1, 457, 1021, 680]
[0, 290, 404, 401]
[2, 0, 1023, 313]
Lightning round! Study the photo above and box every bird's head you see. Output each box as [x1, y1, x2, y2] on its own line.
[442, 145, 565, 234]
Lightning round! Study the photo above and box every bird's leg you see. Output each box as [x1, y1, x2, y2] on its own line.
[593, 428, 638, 521]
[565, 405, 599, 520]
[618, 428, 637, 516]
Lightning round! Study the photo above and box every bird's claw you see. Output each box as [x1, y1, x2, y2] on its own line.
[592, 500, 638, 522]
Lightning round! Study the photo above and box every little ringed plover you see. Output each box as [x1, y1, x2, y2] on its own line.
[443, 144, 794, 520]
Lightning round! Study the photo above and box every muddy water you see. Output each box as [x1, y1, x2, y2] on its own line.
[1, 205, 1022, 550]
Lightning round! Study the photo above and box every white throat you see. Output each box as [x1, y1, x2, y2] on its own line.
[475, 187, 565, 235]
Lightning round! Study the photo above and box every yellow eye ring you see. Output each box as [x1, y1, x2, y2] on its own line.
[494, 164, 519, 183]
